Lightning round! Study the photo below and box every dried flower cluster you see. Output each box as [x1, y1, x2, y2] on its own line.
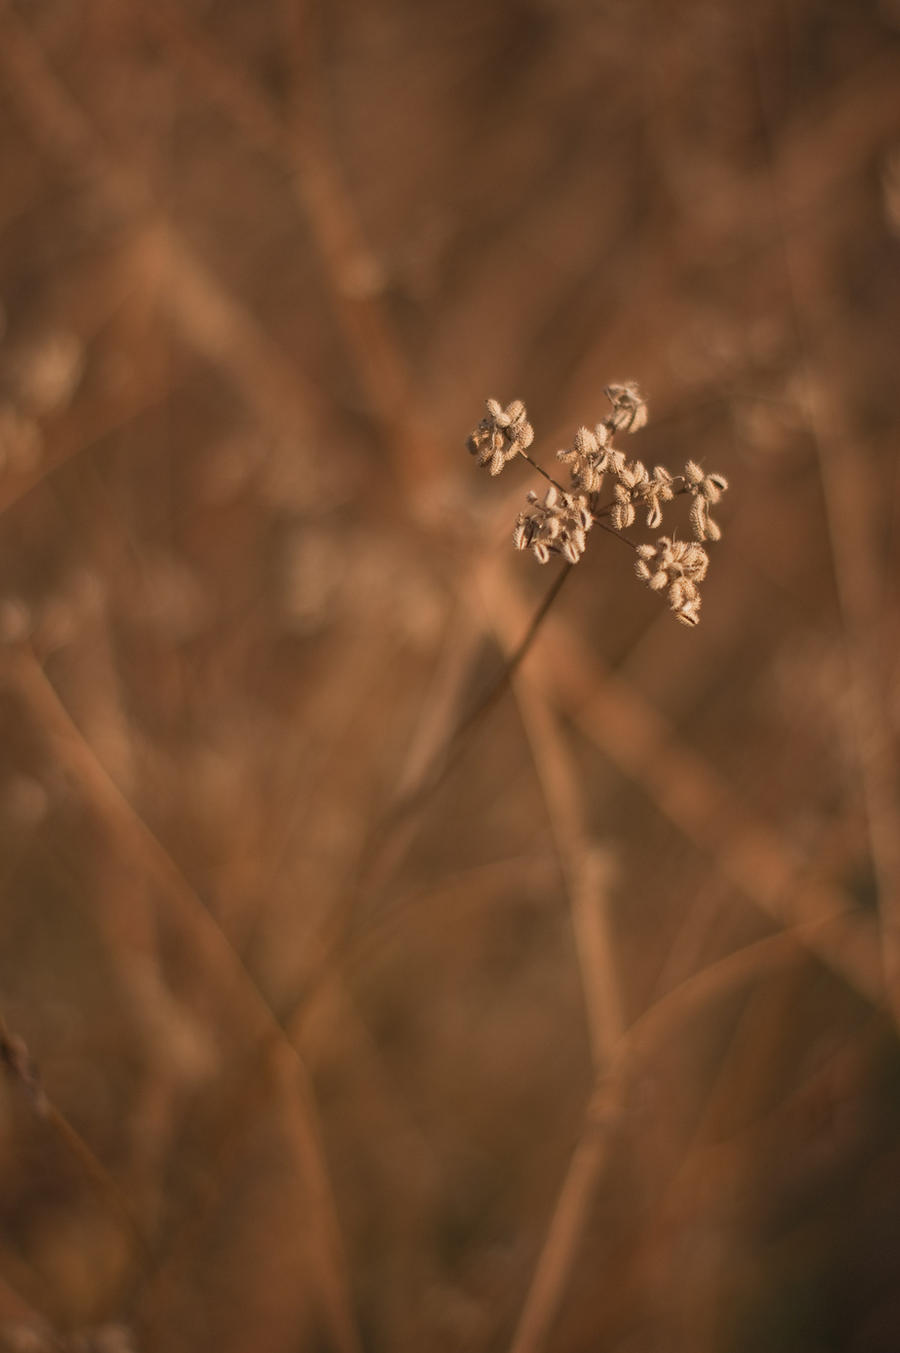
[634, 537, 709, 628]
[512, 486, 593, 565]
[683, 459, 729, 542]
[467, 398, 535, 477]
[466, 383, 729, 625]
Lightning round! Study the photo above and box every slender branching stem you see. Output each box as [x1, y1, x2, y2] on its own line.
[516, 448, 568, 494]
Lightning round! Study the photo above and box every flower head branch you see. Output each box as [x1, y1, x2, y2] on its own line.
[466, 383, 729, 625]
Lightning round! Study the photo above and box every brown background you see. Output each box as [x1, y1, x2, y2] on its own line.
[1, 1, 899, 1350]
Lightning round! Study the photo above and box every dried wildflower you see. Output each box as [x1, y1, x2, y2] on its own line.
[602, 383, 648, 434]
[557, 423, 627, 493]
[467, 397, 534, 476]
[609, 459, 650, 530]
[557, 425, 601, 492]
[513, 485, 593, 565]
[465, 382, 729, 627]
[635, 537, 709, 625]
[611, 483, 635, 531]
[634, 465, 675, 529]
[683, 460, 729, 542]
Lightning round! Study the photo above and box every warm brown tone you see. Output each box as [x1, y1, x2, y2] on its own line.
[1, 1, 899, 1351]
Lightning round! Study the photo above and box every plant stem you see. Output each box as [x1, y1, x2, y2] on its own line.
[517, 449, 568, 494]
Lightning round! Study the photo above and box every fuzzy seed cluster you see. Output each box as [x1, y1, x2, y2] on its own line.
[466, 383, 729, 626]
[467, 398, 535, 477]
[513, 486, 593, 565]
[634, 537, 709, 627]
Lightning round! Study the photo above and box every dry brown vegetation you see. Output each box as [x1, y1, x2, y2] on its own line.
[1, 1, 900, 1350]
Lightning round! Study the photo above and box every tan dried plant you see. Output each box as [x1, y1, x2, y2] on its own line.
[467, 384, 729, 625]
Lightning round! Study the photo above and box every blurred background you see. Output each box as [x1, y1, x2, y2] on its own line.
[1, 0, 899, 1349]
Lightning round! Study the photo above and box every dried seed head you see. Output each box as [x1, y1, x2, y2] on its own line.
[467, 398, 534, 475]
[639, 465, 676, 529]
[634, 544, 669, 591]
[635, 536, 710, 624]
[683, 459, 729, 541]
[675, 599, 701, 626]
[513, 487, 593, 565]
[606, 456, 678, 532]
[611, 483, 636, 531]
[603, 383, 648, 433]
[558, 422, 625, 494]
[468, 384, 727, 626]
[617, 459, 648, 490]
[574, 426, 597, 457]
